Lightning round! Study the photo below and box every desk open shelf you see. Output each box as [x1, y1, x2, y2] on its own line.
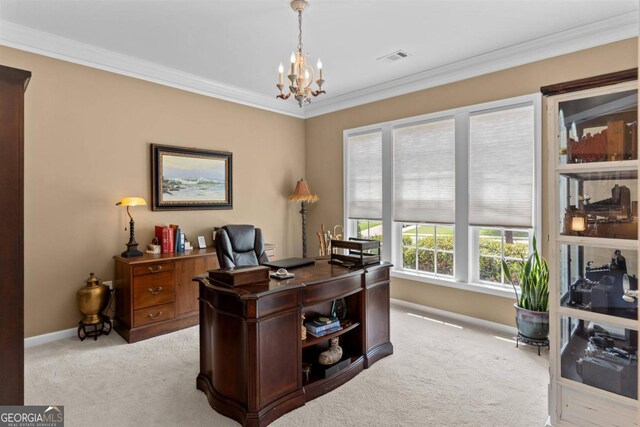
[302, 321, 360, 348]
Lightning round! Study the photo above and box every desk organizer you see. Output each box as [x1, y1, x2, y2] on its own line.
[329, 238, 380, 267]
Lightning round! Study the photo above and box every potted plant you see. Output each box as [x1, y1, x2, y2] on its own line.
[502, 237, 549, 341]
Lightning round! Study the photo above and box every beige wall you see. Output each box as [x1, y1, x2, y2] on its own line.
[305, 38, 639, 327]
[2, 38, 637, 337]
[0, 46, 306, 338]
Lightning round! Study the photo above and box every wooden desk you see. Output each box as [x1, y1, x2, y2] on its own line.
[194, 260, 393, 426]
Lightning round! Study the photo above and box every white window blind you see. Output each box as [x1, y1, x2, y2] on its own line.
[469, 104, 534, 228]
[393, 118, 455, 223]
[347, 131, 382, 220]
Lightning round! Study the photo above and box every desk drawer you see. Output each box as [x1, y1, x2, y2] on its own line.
[133, 303, 175, 327]
[303, 275, 361, 306]
[133, 262, 175, 277]
[255, 290, 299, 318]
[133, 271, 175, 309]
[365, 267, 389, 286]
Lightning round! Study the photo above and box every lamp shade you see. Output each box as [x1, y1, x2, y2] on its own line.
[288, 179, 318, 203]
[571, 216, 586, 232]
[116, 197, 147, 207]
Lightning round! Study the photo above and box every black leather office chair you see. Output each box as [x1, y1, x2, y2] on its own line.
[215, 225, 269, 269]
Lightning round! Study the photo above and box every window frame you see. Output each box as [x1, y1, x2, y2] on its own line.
[471, 226, 534, 287]
[343, 93, 541, 298]
[399, 222, 455, 277]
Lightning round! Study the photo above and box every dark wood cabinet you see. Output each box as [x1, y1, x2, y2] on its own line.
[176, 255, 213, 315]
[195, 260, 393, 426]
[113, 248, 218, 342]
[0, 65, 30, 405]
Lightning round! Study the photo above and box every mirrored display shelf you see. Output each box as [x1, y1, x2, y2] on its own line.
[560, 315, 638, 400]
[559, 244, 638, 321]
[558, 88, 637, 166]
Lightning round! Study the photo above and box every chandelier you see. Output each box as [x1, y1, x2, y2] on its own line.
[276, 0, 325, 107]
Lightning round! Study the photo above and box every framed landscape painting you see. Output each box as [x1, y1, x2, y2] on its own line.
[151, 144, 232, 210]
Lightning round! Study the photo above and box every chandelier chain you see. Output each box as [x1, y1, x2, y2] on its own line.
[297, 10, 303, 52]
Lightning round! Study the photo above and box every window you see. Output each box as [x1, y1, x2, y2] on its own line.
[343, 94, 540, 295]
[349, 219, 383, 242]
[345, 130, 383, 246]
[469, 104, 536, 286]
[393, 118, 456, 277]
[402, 224, 454, 276]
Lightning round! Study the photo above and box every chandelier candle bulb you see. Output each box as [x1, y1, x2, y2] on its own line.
[317, 59, 323, 79]
[278, 63, 284, 84]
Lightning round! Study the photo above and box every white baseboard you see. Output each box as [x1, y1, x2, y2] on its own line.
[24, 327, 76, 349]
[390, 298, 517, 336]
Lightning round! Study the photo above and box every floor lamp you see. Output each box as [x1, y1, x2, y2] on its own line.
[289, 179, 318, 258]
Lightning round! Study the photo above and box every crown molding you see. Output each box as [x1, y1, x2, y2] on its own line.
[0, 11, 638, 120]
[303, 11, 640, 118]
[0, 20, 305, 118]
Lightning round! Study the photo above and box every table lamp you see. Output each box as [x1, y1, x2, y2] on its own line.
[289, 179, 318, 258]
[116, 197, 147, 257]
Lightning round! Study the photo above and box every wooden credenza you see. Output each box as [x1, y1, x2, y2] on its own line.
[194, 260, 393, 426]
[113, 248, 218, 343]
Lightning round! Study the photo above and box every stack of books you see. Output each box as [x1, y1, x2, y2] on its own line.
[305, 316, 341, 338]
[155, 224, 187, 254]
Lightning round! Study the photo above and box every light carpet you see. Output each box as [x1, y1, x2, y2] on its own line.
[25, 302, 548, 426]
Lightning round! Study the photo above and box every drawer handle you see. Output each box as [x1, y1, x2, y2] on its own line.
[147, 287, 163, 295]
[147, 265, 163, 273]
[147, 311, 162, 320]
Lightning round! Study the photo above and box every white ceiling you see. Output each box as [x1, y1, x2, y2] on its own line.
[0, 0, 638, 117]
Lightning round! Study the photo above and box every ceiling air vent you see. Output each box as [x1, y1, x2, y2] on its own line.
[377, 50, 411, 64]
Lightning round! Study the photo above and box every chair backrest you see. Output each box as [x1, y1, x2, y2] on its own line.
[215, 225, 269, 269]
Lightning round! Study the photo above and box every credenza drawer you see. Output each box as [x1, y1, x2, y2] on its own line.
[133, 271, 175, 309]
[133, 261, 175, 277]
[133, 303, 175, 327]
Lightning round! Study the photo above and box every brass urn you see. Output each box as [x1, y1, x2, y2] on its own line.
[77, 273, 109, 325]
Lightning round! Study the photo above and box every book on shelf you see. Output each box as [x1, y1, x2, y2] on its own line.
[157, 226, 170, 254]
[167, 229, 175, 254]
[169, 224, 178, 253]
[155, 225, 165, 251]
[179, 232, 185, 252]
[305, 316, 340, 334]
[306, 325, 343, 338]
